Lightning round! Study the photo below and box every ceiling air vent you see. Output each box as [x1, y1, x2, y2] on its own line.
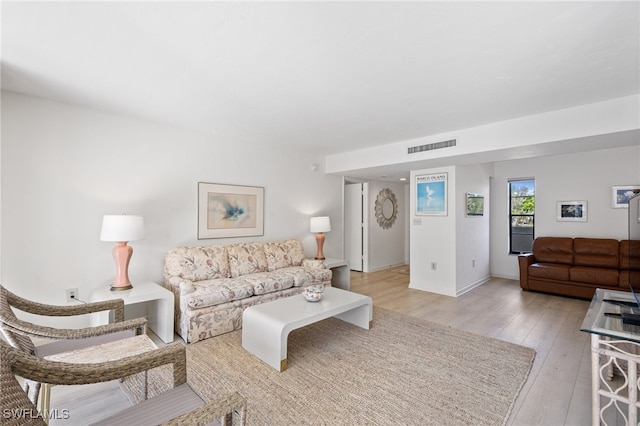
[407, 138, 457, 154]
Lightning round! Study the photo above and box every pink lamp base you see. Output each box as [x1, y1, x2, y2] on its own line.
[110, 242, 134, 291]
[110, 284, 133, 291]
[315, 232, 326, 260]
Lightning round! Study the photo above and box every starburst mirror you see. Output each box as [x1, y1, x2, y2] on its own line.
[374, 188, 398, 229]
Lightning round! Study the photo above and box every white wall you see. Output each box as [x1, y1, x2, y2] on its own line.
[455, 163, 492, 294]
[1, 92, 343, 326]
[367, 180, 406, 271]
[327, 95, 639, 175]
[409, 164, 492, 296]
[404, 184, 410, 264]
[490, 145, 640, 280]
[409, 165, 457, 296]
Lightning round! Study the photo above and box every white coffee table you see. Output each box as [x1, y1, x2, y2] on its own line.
[242, 287, 372, 371]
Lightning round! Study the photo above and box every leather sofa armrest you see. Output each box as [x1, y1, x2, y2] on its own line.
[518, 254, 535, 290]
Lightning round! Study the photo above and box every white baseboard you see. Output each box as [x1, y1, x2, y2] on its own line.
[366, 262, 407, 273]
[489, 273, 519, 281]
[456, 275, 491, 297]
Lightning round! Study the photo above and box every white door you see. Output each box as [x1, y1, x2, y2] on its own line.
[345, 183, 363, 271]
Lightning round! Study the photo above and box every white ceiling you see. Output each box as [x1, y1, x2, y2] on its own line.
[2, 1, 639, 177]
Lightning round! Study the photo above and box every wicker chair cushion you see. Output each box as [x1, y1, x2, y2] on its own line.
[90, 383, 205, 426]
[33, 330, 136, 358]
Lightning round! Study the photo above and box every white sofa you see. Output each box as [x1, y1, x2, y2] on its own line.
[163, 239, 332, 343]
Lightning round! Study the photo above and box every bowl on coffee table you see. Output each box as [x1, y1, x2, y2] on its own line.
[303, 285, 324, 302]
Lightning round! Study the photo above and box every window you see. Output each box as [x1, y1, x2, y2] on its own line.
[509, 179, 535, 254]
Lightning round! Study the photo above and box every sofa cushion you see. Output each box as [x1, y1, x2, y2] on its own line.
[570, 266, 619, 286]
[278, 239, 306, 266]
[227, 243, 269, 278]
[263, 239, 306, 271]
[620, 240, 640, 292]
[532, 237, 574, 265]
[241, 271, 295, 295]
[620, 240, 640, 271]
[182, 278, 254, 310]
[277, 266, 333, 287]
[164, 246, 230, 281]
[573, 238, 619, 269]
[529, 263, 571, 281]
[620, 271, 640, 288]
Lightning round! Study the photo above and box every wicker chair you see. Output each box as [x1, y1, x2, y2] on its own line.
[0, 284, 147, 405]
[1, 340, 247, 425]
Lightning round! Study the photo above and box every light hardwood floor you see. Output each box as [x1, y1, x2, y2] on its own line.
[49, 266, 605, 425]
[350, 266, 594, 426]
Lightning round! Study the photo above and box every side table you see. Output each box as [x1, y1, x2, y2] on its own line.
[323, 258, 350, 290]
[90, 281, 174, 343]
[581, 288, 640, 425]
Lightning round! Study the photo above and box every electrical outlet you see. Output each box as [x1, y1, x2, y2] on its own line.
[66, 288, 79, 302]
[430, 262, 437, 271]
[472, 259, 476, 268]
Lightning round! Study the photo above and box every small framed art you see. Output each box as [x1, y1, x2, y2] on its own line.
[198, 182, 264, 239]
[466, 193, 484, 217]
[556, 200, 587, 222]
[611, 186, 640, 208]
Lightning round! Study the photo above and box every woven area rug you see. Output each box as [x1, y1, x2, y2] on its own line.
[126, 307, 535, 425]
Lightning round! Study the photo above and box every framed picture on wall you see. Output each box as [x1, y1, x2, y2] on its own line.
[197, 182, 264, 239]
[466, 193, 484, 217]
[611, 185, 640, 208]
[416, 172, 447, 216]
[556, 200, 587, 222]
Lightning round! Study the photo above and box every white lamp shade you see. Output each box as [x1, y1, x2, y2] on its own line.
[100, 215, 145, 242]
[310, 216, 331, 233]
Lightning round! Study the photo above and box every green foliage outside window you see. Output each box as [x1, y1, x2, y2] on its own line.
[510, 182, 535, 226]
[509, 180, 535, 253]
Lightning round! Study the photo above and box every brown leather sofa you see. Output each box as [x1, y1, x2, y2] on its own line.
[518, 237, 640, 299]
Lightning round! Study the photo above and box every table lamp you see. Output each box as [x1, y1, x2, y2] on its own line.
[310, 216, 331, 260]
[100, 214, 145, 291]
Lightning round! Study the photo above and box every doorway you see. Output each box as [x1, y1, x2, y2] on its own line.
[344, 182, 368, 272]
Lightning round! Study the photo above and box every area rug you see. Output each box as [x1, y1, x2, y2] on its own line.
[126, 307, 535, 425]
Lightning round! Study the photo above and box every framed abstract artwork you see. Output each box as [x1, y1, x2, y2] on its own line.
[416, 172, 447, 216]
[556, 200, 587, 222]
[611, 186, 640, 208]
[198, 182, 264, 239]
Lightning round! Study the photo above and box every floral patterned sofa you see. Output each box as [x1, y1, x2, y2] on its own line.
[163, 239, 332, 343]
